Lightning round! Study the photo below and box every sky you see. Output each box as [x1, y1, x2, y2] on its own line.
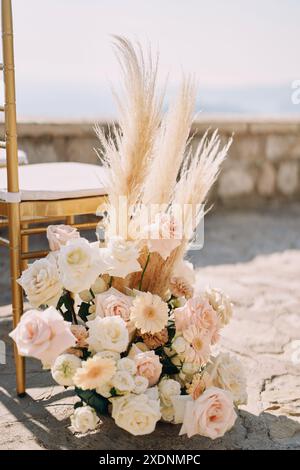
[4, 0, 300, 119]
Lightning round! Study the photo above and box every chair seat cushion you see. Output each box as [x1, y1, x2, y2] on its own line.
[0, 162, 108, 201]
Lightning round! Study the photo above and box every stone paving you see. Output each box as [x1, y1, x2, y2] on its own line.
[0, 206, 300, 449]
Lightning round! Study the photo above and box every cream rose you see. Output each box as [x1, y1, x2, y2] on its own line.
[117, 357, 137, 375]
[58, 238, 105, 293]
[87, 316, 129, 353]
[47, 224, 79, 251]
[111, 393, 161, 436]
[133, 375, 149, 394]
[158, 378, 181, 407]
[134, 351, 162, 386]
[161, 406, 174, 422]
[9, 307, 76, 365]
[206, 353, 247, 405]
[51, 353, 82, 386]
[180, 387, 237, 439]
[112, 371, 135, 394]
[17, 255, 63, 308]
[71, 405, 99, 433]
[102, 236, 141, 278]
[96, 381, 113, 398]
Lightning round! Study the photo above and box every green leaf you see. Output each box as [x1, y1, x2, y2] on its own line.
[57, 292, 75, 322]
[74, 401, 84, 409]
[75, 387, 109, 415]
[78, 302, 91, 322]
[155, 346, 180, 376]
[110, 387, 118, 397]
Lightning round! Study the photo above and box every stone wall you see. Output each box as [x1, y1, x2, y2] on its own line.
[1, 116, 300, 207]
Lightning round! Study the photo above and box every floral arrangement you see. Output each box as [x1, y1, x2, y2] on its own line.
[9, 38, 247, 439]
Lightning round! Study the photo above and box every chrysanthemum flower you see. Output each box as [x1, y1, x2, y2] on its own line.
[130, 292, 168, 334]
[182, 326, 211, 366]
[73, 356, 116, 390]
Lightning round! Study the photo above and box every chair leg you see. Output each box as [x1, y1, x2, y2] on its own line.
[21, 222, 28, 271]
[8, 203, 26, 397]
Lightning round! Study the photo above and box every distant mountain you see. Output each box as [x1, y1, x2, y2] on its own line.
[197, 84, 300, 114]
[16, 82, 300, 119]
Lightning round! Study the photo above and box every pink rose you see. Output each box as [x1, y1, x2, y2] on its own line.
[180, 387, 237, 439]
[9, 307, 76, 365]
[95, 287, 132, 322]
[46, 224, 79, 251]
[145, 213, 181, 260]
[175, 296, 220, 344]
[134, 350, 162, 386]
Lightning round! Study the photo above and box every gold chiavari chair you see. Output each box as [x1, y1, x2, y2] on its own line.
[0, 0, 107, 396]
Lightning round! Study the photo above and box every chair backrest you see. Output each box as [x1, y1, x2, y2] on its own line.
[1, 0, 19, 195]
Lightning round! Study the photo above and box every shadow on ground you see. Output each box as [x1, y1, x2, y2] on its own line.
[0, 382, 298, 450]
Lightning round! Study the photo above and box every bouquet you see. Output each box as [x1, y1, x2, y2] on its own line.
[9, 37, 247, 439]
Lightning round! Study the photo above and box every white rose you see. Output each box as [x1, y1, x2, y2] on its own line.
[161, 405, 174, 422]
[101, 236, 141, 278]
[117, 357, 137, 375]
[51, 353, 81, 386]
[17, 254, 63, 308]
[158, 378, 181, 407]
[71, 405, 99, 433]
[181, 362, 201, 376]
[144, 386, 159, 401]
[58, 238, 106, 293]
[205, 287, 233, 327]
[111, 394, 161, 436]
[87, 316, 129, 353]
[206, 353, 248, 405]
[96, 381, 113, 398]
[133, 375, 149, 394]
[112, 371, 135, 394]
[172, 336, 187, 355]
[94, 351, 121, 362]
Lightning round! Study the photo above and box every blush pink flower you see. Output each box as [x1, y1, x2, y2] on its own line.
[46, 224, 79, 251]
[95, 287, 132, 322]
[180, 387, 237, 439]
[182, 326, 211, 366]
[174, 296, 220, 344]
[134, 350, 162, 386]
[9, 307, 76, 365]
